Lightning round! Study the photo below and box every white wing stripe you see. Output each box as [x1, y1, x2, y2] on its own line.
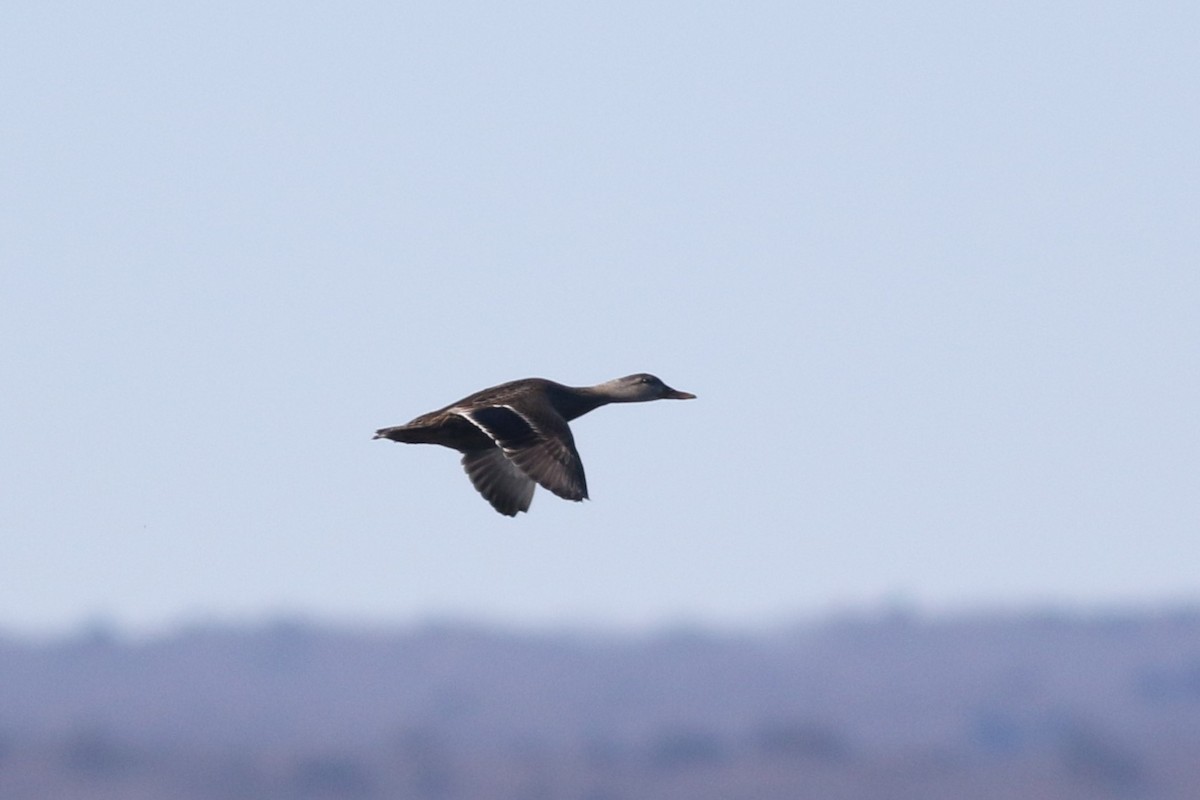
[498, 404, 544, 436]
[454, 408, 498, 443]
[455, 405, 541, 451]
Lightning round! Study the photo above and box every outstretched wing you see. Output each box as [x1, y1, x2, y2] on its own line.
[457, 404, 588, 502]
[461, 448, 537, 516]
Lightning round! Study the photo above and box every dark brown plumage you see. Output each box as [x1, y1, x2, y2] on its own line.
[374, 374, 695, 516]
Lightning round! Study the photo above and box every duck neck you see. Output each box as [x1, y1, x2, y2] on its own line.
[549, 384, 613, 422]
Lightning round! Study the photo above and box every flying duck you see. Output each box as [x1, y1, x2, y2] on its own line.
[374, 374, 695, 516]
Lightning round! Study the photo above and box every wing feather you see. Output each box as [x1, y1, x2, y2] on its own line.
[461, 449, 536, 516]
[457, 405, 588, 502]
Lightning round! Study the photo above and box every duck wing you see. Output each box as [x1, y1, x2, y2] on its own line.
[461, 448, 536, 516]
[458, 404, 589, 502]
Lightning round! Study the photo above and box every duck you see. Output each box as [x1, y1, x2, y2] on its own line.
[374, 373, 696, 516]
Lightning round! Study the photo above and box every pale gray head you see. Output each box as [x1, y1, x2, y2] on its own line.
[593, 373, 697, 402]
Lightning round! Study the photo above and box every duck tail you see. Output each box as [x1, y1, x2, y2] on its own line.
[373, 424, 439, 444]
[374, 425, 414, 442]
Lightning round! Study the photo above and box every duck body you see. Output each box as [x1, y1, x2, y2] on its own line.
[375, 374, 695, 516]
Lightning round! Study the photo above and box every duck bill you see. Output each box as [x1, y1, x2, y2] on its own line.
[662, 387, 696, 400]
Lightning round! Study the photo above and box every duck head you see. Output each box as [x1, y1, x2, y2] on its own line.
[596, 374, 697, 402]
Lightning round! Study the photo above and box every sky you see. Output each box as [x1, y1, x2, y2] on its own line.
[2, 2, 1198, 635]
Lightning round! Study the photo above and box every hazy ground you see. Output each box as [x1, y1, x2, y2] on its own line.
[2, 608, 1198, 799]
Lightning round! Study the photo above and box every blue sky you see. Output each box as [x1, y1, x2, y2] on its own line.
[2, 2, 1197, 633]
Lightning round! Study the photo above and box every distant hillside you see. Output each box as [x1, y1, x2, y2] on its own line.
[1, 609, 1199, 799]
